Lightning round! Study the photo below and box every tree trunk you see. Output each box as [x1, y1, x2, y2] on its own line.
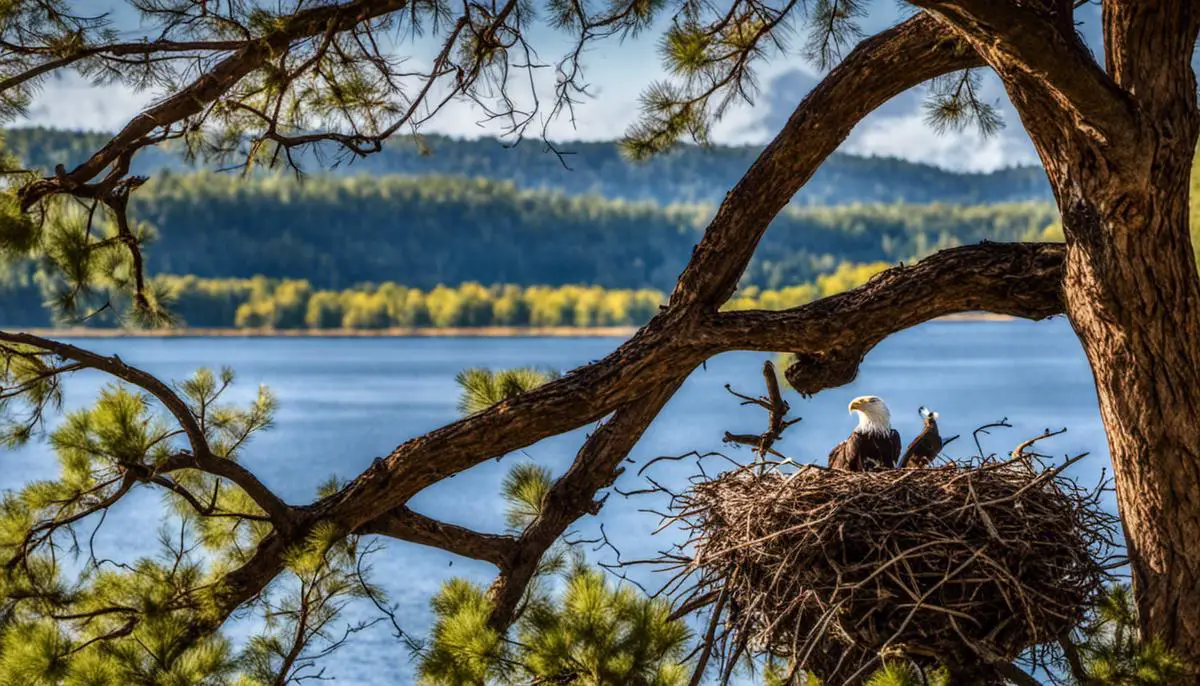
[1054, 132, 1200, 664]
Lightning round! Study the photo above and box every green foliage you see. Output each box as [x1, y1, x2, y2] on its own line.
[864, 662, 949, 686]
[0, 367, 318, 686]
[0, 141, 1067, 328]
[0, 521, 242, 686]
[518, 566, 691, 685]
[925, 70, 1004, 137]
[4, 257, 920, 330]
[121, 178, 1050, 290]
[422, 442, 687, 686]
[0, 343, 68, 446]
[0, 133, 35, 261]
[0, 170, 173, 326]
[420, 566, 692, 686]
[420, 579, 509, 685]
[0, 163, 1065, 329]
[176, 366, 276, 460]
[241, 528, 374, 686]
[806, 0, 867, 69]
[500, 463, 554, 530]
[1073, 585, 1189, 685]
[115, 171, 1040, 290]
[455, 367, 560, 415]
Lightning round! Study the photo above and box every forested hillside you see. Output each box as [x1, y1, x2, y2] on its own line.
[0, 128, 1085, 328]
[115, 173, 1059, 289]
[4, 127, 1053, 205]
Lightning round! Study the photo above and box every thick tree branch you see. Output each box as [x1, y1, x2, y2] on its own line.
[329, 13, 981, 534]
[359, 243, 1066, 632]
[365, 240, 1067, 628]
[357, 507, 517, 568]
[703, 242, 1065, 353]
[4, 15, 1050, 657]
[1102, 1, 1200, 115]
[910, 2, 1138, 165]
[667, 13, 979, 312]
[485, 384, 680, 628]
[11, 239, 1067, 658]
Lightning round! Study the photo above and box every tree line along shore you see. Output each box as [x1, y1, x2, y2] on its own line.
[5, 263, 897, 330]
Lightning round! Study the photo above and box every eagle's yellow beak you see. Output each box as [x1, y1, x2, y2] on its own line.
[848, 398, 863, 413]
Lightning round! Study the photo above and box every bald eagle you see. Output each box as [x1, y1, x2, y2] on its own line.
[899, 406, 942, 469]
[827, 395, 901, 472]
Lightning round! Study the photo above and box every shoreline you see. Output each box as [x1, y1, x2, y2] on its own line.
[13, 313, 1015, 338]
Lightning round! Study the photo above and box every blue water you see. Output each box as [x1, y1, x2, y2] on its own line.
[1, 319, 1109, 683]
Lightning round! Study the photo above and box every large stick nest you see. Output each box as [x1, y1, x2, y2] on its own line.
[666, 455, 1119, 682]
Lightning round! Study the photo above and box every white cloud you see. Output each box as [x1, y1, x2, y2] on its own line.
[20, 72, 154, 132]
[9, 7, 1048, 173]
[845, 111, 1039, 172]
[14, 58, 652, 143]
[14, 69, 1042, 172]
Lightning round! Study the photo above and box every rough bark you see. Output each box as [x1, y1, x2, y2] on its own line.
[1088, 6, 1200, 660]
[1062, 169, 1200, 666]
[916, 0, 1200, 666]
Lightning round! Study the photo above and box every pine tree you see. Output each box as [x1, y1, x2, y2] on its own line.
[2, 0, 1200, 677]
[1066, 585, 1189, 685]
[420, 442, 691, 686]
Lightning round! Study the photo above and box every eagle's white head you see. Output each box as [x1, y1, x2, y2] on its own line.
[849, 395, 892, 435]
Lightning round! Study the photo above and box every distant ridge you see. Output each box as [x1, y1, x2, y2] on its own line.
[3, 127, 1052, 206]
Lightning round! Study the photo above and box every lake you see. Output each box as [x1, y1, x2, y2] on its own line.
[1, 318, 1111, 683]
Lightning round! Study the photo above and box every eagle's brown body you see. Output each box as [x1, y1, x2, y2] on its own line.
[828, 429, 901, 472]
[900, 409, 942, 469]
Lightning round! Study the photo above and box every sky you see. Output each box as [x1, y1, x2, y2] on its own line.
[12, 2, 1126, 172]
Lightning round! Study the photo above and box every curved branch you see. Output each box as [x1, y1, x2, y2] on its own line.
[18, 0, 409, 209]
[357, 507, 517, 567]
[667, 13, 979, 312]
[0, 332, 207, 447]
[0, 331, 293, 526]
[910, 2, 1137, 156]
[703, 242, 1065, 353]
[0, 39, 245, 95]
[3, 14, 1050, 660]
[328, 12, 982, 532]
[485, 383, 680, 628]
[15, 239, 1066, 661]
[371, 244, 1067, 631]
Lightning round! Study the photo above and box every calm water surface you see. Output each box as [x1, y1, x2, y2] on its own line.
[1, 319, 1109, 683]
